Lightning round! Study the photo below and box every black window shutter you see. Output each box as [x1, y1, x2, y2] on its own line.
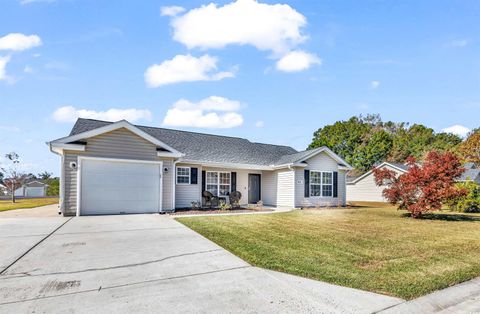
[304, 170, 310, 198]
[333, 171, 338, 198]
[190, 168, 198, 184]
[201, 170, 206, 192]
[231, 172, 237, 192]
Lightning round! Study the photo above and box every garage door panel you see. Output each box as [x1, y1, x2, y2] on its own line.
[80, 159, 162, 215]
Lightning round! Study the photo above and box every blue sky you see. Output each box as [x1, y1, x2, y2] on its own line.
[1, 0, 479, 176]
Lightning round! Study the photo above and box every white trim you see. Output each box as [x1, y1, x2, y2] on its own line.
[309, 171, 334, 198]
[50, 143, 86, 154]
[76, 156, 163, 216]
[181, 160, 274, 171]
[157, 151, 184, 158]
[276, 147, 353, 170]
[176, 166, 191, 185]
[50, 120, 183, 156]
[348, 162, 408, 185]
[205, 171, 231, 197]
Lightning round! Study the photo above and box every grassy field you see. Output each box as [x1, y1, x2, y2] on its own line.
[0, 197, 59, 212]
[177, 207, 480, 299]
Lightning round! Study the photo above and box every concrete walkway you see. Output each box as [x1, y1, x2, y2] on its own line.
[379, 277, 480, 313]
[0, 204, 60, 218]
[0, 214, 402, 313]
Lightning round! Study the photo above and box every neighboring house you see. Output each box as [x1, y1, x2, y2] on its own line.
[346, 162, 408, 202]
[14, 180, 49, 197]
[458, 162, 480, 184]
[0, 183, 7, 196]
[347, 161, 480, 203]
[48, 118, 352, 216]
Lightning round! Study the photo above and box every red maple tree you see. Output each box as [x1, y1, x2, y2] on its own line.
[373, 151, 466, 218]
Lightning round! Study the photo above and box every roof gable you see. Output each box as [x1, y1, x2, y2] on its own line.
[348, 162, 408, 185]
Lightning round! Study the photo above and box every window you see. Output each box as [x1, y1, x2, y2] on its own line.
[176, 167, 190, 184]
[206, 171, 231, 196]
[322, 172, 333, 197]
[310, 171, 333, 197]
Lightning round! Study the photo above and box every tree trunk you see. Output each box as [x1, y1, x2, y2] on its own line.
[11, 191, 16, 203]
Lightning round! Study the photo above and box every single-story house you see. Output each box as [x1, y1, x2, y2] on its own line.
[346, 161, 480, 203]
[48, 118, 352, 216]
[458, 162, 480, 184]
[346, 162, 408, 202]
[0, 183, 8, 196]
[14, 180, 49, 197]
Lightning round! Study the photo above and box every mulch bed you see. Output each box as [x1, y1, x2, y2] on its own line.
[169, 207, 273, 216]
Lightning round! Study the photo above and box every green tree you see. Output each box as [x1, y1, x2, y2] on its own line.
[308, 116, 372, 166]
[45, 177, 59, 196]
[352, 130, 393, 172]
[459, 128, 480, 164]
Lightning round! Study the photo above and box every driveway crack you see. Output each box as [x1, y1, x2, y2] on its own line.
[0, 265, 251, 306]
[0, 218, 73, 276]
[1, 248, 223, 279]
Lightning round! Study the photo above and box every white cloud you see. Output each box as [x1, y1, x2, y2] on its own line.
[170, 0, 307, 55]
[161, 6, 185, 17]
[275, 50, 321, 72]
[0, 55, 11, 81]
[442, 125, 471, 138]
[371, 80, 380, 89]
[145, 54, 234, 87]
[0, 33, 42, 51]
[162, 96, 244, 129]
[255, 120, 264, 128]
[445, 39, 468, 48]
[52, 106, 153, 123]
[23, 65, 34, 73]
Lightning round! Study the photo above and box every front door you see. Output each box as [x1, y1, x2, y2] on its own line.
[248, 174, 261, 204]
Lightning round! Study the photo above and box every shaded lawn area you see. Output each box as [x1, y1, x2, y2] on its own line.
[176, 207, 480, 300]
[0, 197, 59, 212]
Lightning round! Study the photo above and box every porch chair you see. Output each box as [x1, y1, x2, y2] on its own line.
[229, 191, 242, 209]
[202, 191, 219, 209]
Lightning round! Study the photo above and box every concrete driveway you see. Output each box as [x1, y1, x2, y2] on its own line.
[0, 214, 402, 313]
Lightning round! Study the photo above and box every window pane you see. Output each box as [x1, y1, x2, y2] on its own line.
[310, 184, 321, 196]
[177, 176, 189, 184]
[207, 184, 218, 196]
[206, 172, 218, 184]
[219, 184, 230, 196]
[220, 173, 230, 184]
[322, 172, 332, 184]
[310, 171, 321, 184]
[322, 185, 332, 197]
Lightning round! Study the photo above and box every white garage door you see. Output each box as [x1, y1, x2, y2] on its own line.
[25, 187, 45, 197]
[80, 158, 162, 215]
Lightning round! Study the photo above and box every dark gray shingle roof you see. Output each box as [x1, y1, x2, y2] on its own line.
[69, 119, 299, 166]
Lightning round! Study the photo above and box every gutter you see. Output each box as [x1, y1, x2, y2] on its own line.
[47, 142, 64, 216]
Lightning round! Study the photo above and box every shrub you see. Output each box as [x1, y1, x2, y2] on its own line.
[219, 201, 232, 210]
[373, 151, 466, 218]
[447, 181, 480, 213]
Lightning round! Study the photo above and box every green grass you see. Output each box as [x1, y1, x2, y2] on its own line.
[0, 197, 59, 212]
[176, 207, 480, 299]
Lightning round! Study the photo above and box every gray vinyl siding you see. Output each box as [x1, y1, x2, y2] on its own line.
[346, 165, 403, 202]
[175, 164, 202, 208]
[62, 128, 174, 216]
[294, 151, 347, 207]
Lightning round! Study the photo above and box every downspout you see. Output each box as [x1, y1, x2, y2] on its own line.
[172, 159, 180, 212]
[48, 142, 64, 216]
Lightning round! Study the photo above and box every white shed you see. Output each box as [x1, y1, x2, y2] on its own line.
[14, 181, 49, 197]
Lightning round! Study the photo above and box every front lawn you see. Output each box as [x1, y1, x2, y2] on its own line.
[177, 207, 480, 299]
[0, 197, 59, 212]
